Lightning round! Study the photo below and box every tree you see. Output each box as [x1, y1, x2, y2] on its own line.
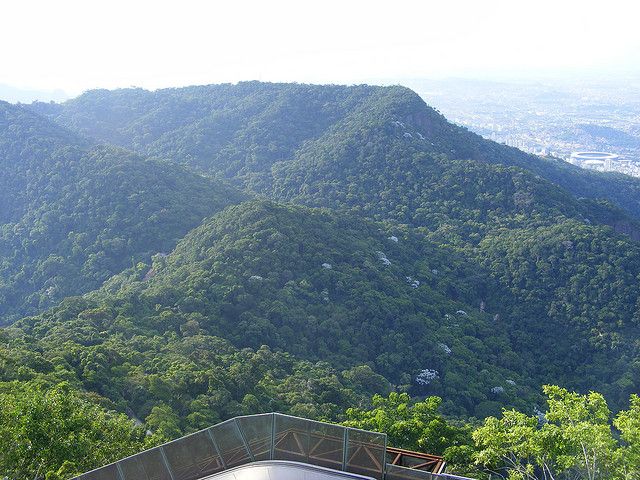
[145, 403, 182, 439]
[0, 382, 149, 480]
[613, 394, 640, 478]
[473, 385, 629, 480]
[344, 392, 471, 455]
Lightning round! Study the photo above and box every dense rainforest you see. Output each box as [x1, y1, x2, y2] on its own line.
[2, 82, 640, 478]
[0, 101, 244, 322]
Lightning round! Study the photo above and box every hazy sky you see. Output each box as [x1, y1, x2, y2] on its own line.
[2, 0, 640, 96]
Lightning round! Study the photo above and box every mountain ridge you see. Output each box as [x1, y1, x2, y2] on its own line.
[28, 82, 640, 223]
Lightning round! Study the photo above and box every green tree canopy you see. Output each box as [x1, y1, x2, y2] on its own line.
[0, 382, 155, 480]
[344, 392, 471, 456]
[473, 385, 640, 480]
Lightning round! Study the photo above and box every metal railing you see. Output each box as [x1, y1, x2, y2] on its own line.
[74, 413, 475, 480]
[75, 413, 386, 480]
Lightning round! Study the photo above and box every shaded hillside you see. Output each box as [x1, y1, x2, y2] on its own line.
[476, 220, 640, 408]
[29, 83, 378, 181]
[268, 89, 590, 232]
[0, 102, 244, 323]
[0, 100, 89, 222]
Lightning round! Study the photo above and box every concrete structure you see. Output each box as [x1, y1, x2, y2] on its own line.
[73, 413, 474, 480]
[569, 152, 619, 171]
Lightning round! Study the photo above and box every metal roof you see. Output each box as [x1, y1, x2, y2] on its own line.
[199, 460, 375, 480]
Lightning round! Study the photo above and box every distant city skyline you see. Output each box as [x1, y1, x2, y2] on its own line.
[2, 0, 639, 100]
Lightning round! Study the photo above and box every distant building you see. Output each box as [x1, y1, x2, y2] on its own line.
[569, 152, 619, 171]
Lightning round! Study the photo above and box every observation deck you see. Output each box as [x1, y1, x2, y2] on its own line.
[74, 413, 474, 480]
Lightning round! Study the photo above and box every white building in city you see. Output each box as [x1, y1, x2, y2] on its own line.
[569, 152, 619, 171]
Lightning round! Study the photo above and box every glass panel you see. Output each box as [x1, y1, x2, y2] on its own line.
[119, 448, 172, 480]
[163, 430, 224, 480]
[345, 429, 386, 480]
[236, 414, 273, 461]
[209, 419, 251, 468]
[76, 464, 120, 480]
[307, 420, 344, 470]
[273, 414, 310, 463]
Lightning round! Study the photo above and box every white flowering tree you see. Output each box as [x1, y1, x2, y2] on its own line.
[416, 368, 439, 385]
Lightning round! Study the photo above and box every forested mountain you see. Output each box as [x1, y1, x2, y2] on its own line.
[0, 102, 244, 323]
[30, 82, 640, 222]
[3, 201, 525, 424]
[3, 82, 640, 477]
[11, 82, 640, 411]
[6, 199, 640, 424]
